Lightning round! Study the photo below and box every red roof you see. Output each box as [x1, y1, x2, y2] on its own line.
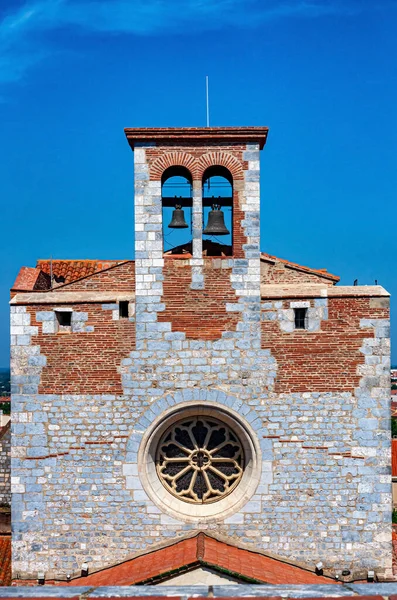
[261, 253, 340, 283]
[11, 267, 43, 291]
[36, 259, 127, 286]
[40, 533, 337, 586]
[0, 536, 11, 585]
[392, 440, 397, 478]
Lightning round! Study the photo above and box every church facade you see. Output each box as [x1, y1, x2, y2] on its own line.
[10, 127, 392, 584]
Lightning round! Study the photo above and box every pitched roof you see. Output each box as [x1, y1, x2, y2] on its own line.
[261, 253, 340, 283]
[47, 533, 337, 586]
[11, 267, 44, 291]
[11, 252, 339, 293]
[0, 536, 11, 586]
[36, 259, 127, 286]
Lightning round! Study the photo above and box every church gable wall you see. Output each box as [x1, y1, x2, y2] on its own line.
[10, 130, 392, 583]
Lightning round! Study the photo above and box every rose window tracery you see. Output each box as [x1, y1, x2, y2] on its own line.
[156, 417, 244, 504]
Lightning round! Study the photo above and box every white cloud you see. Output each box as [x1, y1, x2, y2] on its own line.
[0, 0, 380, 85]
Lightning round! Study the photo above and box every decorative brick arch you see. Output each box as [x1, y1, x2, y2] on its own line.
[197, 151, 244, 181]
[149, 152, 196, 181]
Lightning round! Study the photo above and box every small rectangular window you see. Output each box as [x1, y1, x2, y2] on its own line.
[294, 308, 307, 330]
[56, 311, 72, 327]
[119, 301, 129, 319]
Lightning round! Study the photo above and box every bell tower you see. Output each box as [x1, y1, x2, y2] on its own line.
[125, 127, 269, 341]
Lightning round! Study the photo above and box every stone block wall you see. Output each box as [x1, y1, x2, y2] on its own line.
[0, 421, 10, 507]
[10, 134, 392, 582]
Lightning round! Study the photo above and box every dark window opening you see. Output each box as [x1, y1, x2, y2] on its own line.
[294, 308, 307, 330]
[119, 301, 129, 319]
[56, 311, 72, 327]
[202, 166, 233, 257]
[162, 166, 193, 255]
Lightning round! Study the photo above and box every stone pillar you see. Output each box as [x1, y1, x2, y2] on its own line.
[190, 178, 204, 289]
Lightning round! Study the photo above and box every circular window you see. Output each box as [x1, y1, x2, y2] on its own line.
[156, 417, 244, 504]
[137, 402, 262, 523]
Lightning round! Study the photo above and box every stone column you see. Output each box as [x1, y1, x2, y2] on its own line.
[190, 178, 204, 290]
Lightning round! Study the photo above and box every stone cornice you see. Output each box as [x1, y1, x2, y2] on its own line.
[124, 127, 269, 149]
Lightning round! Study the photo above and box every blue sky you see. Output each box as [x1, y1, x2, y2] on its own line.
[0, 0, 396, 366]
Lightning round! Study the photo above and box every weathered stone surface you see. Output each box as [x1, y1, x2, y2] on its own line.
[10, 135, 392, 583]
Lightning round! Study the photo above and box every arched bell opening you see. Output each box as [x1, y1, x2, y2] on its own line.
[161, 166, 193, 255]
[202, 166, 233, 257]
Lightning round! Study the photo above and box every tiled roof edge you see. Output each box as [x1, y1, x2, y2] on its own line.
[261, 253, 340, 282]
[38, 260, 133, 291]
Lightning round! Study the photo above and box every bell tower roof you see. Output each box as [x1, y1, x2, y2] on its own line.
[124, 126, 269, 150]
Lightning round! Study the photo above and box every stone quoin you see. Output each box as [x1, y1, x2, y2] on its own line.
[10, 127, 392, 585]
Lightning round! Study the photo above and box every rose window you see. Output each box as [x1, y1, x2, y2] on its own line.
[156, 417, 244, 504]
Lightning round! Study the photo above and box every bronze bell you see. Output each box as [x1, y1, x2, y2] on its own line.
[168, 204, 188, 229]
[203, 204, 230, 236]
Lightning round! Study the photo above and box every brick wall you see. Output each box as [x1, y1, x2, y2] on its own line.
[260, 260, 336, 285]
[145, 144, 248, 258]
[262, 296, 389, 393]
[27, 303, 135, 395]
[158, 258, 239, 339]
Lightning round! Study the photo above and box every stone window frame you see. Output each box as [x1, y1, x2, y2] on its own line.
[262, 299, 328, 333]
[54, 308, 73, 333]
[156, 415, 245, 504]
[293, 306, 308, 330]
[138, 401, 262, 523]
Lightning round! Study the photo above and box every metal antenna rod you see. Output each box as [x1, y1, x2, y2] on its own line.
[206, 75, 210, 127]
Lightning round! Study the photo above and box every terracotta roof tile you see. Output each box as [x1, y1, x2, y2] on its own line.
[41, 534, 337, 586]
[190, 597, 282, 600]
[0, 536, 11, 585]
[201, 536, 335, 585]
[289, 597, 383, 600]
[261, 253, 340, 283]
[36, 260, 127, 286]
[11, 267, 43, 291]
[392, 440, 397, 478]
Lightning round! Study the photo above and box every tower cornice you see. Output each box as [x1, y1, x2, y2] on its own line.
[124, 126, 269, 150]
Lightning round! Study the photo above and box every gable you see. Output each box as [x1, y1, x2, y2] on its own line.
[48, 260, 135, 292]
[37, 533, 337, 586]
[260, 253, 339, 285]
